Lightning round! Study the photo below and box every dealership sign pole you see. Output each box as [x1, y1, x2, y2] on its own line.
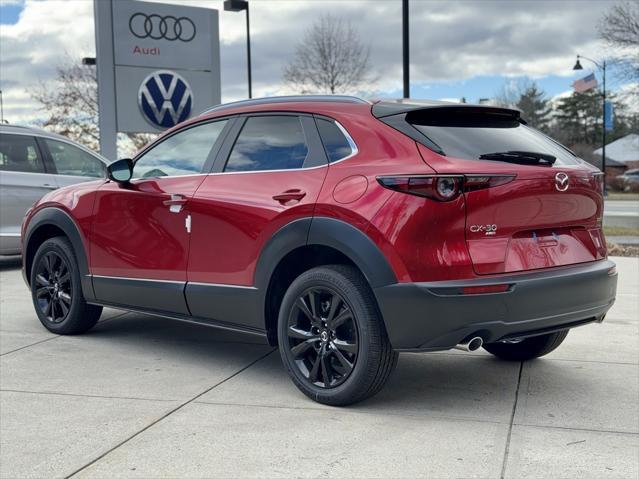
[93, 0, 221, 160]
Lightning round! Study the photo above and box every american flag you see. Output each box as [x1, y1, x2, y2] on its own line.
[573, 73, 598, 93]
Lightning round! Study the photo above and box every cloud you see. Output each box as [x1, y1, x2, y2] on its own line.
[0, 0, 619, 126]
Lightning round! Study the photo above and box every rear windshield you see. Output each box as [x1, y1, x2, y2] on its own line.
[408, 110, 580, 166]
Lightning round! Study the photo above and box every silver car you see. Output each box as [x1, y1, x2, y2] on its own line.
[0, 125, 108, 255]
[619, 168, 639, 191]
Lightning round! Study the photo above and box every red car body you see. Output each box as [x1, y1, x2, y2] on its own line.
[22, 96, 617, 353]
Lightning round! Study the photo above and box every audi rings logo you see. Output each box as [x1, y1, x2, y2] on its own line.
[129, 13, 196, 42]
[138, 71, 193, 129]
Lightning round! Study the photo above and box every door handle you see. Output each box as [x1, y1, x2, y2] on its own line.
[272, 189, 306, 204]
[42, 183, 57, 190]
[163, 194, 187, 213]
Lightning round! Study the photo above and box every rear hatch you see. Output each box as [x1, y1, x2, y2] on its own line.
[375, 102, 606, 275]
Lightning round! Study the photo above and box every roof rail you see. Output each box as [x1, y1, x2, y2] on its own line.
[200, 95, 368, 115]
[0, 124, 31, 130]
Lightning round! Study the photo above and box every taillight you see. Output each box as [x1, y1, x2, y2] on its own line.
[377, 174, 515, 201]
[464, 175, 516, 191]
[377, 176, 462, 201]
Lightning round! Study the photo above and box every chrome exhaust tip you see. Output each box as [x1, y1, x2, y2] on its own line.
[453, 336, 483, 352]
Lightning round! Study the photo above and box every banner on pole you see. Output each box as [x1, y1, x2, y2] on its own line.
[604, 100, 614, 132]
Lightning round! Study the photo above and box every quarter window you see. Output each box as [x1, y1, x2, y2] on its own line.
[225, 116, 308, 172]
[316, 118, 355, 163]
[133, 120, 228, 179]
[0, 134, 45, 173]
[44, 139, 105, 178]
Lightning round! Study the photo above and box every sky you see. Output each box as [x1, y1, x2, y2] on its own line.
[0, 0, 636, 126]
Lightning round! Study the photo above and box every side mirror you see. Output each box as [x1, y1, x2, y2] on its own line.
[107, 158, 133, 183]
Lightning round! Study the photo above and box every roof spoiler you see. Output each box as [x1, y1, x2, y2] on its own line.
[371, 101, 523, 156]
[371, 100, 521, 120]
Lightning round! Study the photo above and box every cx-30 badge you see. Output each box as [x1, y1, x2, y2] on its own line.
[555, 172, 569, 191]
[470, 224, 497, 236]
[138, 71, 193, 129]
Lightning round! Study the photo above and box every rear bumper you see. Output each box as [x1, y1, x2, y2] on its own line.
[374, 260, 618, 351]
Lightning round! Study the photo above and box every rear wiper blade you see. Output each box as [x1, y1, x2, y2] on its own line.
[479, 150, 556, 166]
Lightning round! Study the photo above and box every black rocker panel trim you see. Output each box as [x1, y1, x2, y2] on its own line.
[88, 300, 267, 338]
[185, 283, 263, 330]
[92, 276, 189, 316]
[23, 207, 95, 301]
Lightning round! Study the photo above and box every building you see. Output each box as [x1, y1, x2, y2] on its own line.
[594, 134, 639, 170]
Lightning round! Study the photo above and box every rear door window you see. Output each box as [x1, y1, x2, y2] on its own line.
[408, 109, 580, 165]
[225, 116, 308, 172]
[0, 134, 46, 173]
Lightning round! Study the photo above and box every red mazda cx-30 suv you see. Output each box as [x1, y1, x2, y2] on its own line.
[22, 96, 617, 405]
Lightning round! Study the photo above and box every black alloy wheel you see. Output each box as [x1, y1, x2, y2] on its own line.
[30, 236, 102, 335]
[286, 286, 359, 389]
[34, 251, 73, 324]
[278, 265, 398, 406]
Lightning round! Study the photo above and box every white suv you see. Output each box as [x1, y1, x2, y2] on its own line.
[0, 125, 109, 255]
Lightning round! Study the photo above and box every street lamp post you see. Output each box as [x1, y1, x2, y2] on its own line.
[573, 54, 607, 193]
[224, 0, 252, 99]
[0, 89, 5, 124]
[402, 0, 409, 99]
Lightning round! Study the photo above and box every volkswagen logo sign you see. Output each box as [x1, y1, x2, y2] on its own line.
[138, 71, 193, 129]
[129, 13, 196, 42]
[555, 172, 569, 192]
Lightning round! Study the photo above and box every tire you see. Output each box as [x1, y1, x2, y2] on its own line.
[30, 236, 102, 335]
[483, 330, 569, 361]
[277, 264, 398, 406]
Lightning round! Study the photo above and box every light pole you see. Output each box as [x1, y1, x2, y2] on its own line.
[224, 0, 252, 99]
[0, 89, 4, 124]
[573, 54, 607, 192]
[402, 0, 409, 99]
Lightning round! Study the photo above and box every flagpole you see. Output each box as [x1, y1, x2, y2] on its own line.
[573, 54, 607, 194]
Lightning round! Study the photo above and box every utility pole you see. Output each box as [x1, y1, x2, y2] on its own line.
[224, 0, 252, 99]
[402, 0, 409, 99]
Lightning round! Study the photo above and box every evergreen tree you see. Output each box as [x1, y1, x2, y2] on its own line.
[550, 90, 632, 148]
[516, 84, 551, 133]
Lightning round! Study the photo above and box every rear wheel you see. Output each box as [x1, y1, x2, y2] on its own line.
[277, 265, 398, 406]
[30, 237, 102, 335]
[483, 330, 569, 361]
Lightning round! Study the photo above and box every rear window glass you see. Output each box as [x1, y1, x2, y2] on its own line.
[408, 110, 580, 166]
[316, 118, 354, 163]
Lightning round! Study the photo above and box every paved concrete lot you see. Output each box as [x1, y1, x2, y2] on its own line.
[1, 256, 637, 479]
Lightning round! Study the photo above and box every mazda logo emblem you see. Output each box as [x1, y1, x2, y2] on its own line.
[555, 172, 569, 192]
[129, 13, 196, 42]
[138, 71, 193, 129]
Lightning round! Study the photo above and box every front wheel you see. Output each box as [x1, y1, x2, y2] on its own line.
[277, 265, 398, 406]
[30, 237, 102, 335]
[483, 330, 569, 361]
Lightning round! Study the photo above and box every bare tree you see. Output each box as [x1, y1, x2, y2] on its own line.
[598, 2, 639, 85]
[31, 57, 155, 153]
[283, 15, 373, 94]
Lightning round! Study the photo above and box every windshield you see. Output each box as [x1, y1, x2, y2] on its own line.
[409, 111, 580, 166]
